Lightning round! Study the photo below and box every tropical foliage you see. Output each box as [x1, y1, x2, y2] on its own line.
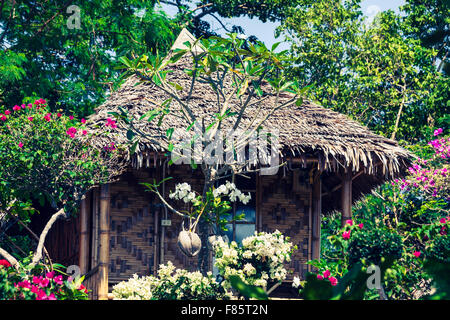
[213, 230, 295, 291]
[0, 257, 88, 300]
[112, 261, 231, 300]
[304, 130, 449, 299]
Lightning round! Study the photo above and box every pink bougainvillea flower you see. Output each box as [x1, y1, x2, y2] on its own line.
[4, 110, 10, 115]
[413, 251, 421, 258]
[342, 230, 351, 240]
[66, 127, 77, 138]
[69, 115, 74, 120]
[21, 104, 26, 109]
[434, 128, 443, 136]
[30, 285, 39, 294]
[440, 226, 447, 236]
[317, 274, 324, 280]
[13, 105, 21, 111]
[323, 270, 331, 279]
[46, 271, 55, 279]
[32, 276, 42, 285]
[78, 284, 88, 294]
[44, 113, 52, 121]
[48, 293, 57, 301]
[345, 219, 353, 226]
[358, 223, 364, 229]
[81, 118, 86, 124]
[105, 118, 117, 128]
[33, 98, 46, 106]
[57, 113, 62, 117]
[329, 277, 338, 286]
[40, 278, 50, 288]
[28, 116, 33, 121]
[0, 115, 6, 121]
[18, 142, 24, 148]
[82, 130, 87, 135]
[53, 275, 63, 285]
[440, 218, 447, 224]
[36, 289, 48, 300]
[27, 103, 32, 109]
[0, 259, 11, 268]
[17, 280, 31, 289]
[104, 142, 116, 151]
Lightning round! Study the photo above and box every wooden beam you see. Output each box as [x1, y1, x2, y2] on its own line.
[321, 169, 365, 197]
[98, 184, 111, 300]
[341, 169, 352, 226]
[311, 171, 322, 261]
[79, 192, 90, 274]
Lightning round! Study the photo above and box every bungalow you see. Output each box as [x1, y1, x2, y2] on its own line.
[44, 29, 411, 299]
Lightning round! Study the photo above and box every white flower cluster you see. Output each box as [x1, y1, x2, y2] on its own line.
[212, 181, 251, 204]
[213, 230, 294, 290]
[111, 274, 157, 300]
[112, 261, 232, 300]
[169, 182, 196, 203]
[169, 181, 251, 205]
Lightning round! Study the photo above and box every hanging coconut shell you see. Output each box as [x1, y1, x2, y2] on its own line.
[178, 230, 202, 257]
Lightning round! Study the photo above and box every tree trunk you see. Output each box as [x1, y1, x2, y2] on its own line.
[197, 219, 210, 275]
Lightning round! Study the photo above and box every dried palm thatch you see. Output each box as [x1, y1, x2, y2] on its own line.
[85, 29, 412, 209]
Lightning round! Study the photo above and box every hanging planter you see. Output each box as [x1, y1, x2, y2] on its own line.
[177, 222, 201, 257]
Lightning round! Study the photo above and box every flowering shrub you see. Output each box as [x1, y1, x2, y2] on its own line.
[111, 274, 156, 300]
[0, 98, 115, 214]
[395, 130, 449, 198]
[306, 129, 449, 299]
[112, 261, 231, 300]
[213, 230, 295, 291]
[1, 98, 121, 273]
[0, 258, 88, 300]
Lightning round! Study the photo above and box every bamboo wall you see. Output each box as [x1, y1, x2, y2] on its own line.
[79, 164, 322, 297]
[259, 169, 313, 280]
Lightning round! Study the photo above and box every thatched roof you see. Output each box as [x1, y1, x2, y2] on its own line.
[86, 29, 412, 211]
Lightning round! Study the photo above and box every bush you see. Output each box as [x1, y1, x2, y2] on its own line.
[347, 225, 403, 265]
[112, 261, 231, 300]
[213, 230, 295, 290]
[0, 258, 88, 300]
[307, 131, 449, 299]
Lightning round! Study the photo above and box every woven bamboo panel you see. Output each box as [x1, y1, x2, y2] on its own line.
[260, 170, 311, 280]
[109, 169, 157, 283]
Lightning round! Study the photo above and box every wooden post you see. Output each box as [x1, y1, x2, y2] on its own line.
[153, 206, 159, 275]
[91, 188, 99, 269]
[341, 169, 352, 226]
[311, 171, 322, 261]
[98, 184, 111, 300]
[79, 192, 90, 274]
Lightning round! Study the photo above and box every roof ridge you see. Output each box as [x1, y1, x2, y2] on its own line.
[170, 28, 204, 54]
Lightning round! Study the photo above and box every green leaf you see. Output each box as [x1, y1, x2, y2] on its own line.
[130, 140, 139, 155]
[228, 275, 268, 300]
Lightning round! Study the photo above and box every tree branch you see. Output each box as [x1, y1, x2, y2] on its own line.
[0, 247, 19, 270]
[30, 208, 67, 267]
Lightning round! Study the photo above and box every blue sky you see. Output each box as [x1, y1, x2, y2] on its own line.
[159, 0, 405, 49]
